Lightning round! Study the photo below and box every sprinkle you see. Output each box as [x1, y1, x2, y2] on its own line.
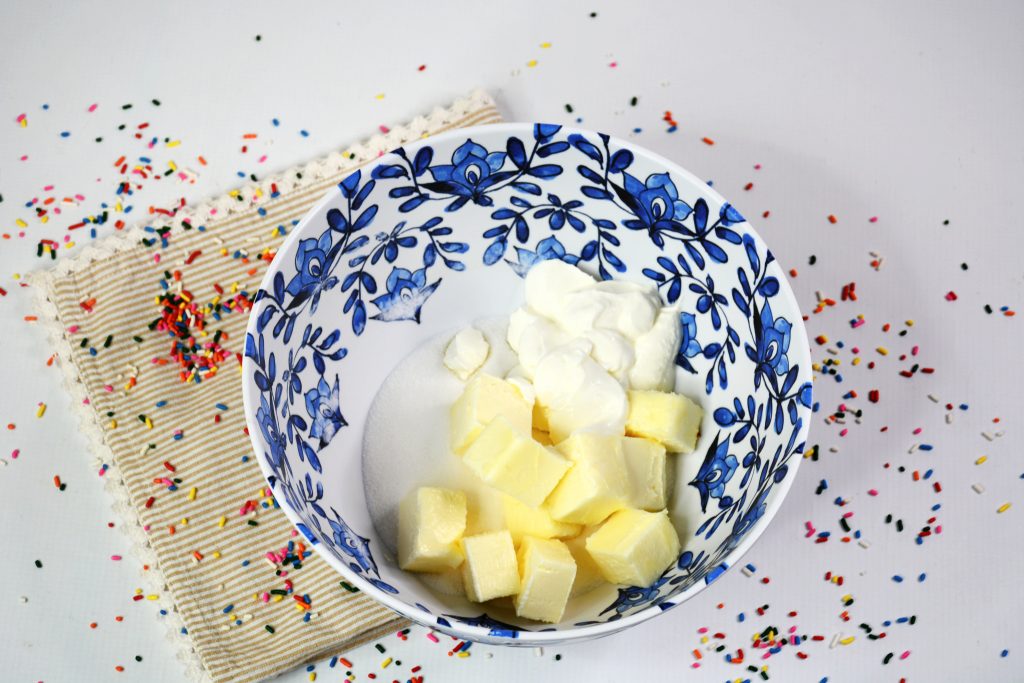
[36, 403, 47, 418]
[701, 137, 715, 145]
[828, 215, 838, 224]
[997, 502, 1011, 514]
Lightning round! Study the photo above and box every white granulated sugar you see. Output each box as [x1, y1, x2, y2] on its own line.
[361, 317, 517, 570]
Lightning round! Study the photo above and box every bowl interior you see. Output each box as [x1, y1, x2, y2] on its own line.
[242, 123, 812, 643]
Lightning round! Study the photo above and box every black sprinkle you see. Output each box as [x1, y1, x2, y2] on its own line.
[375, 643, 386, 654]
[808, 254, 817, 265]
[985, 304, 993, 314]
[885, 513, 893, 524]
[117, 124, 126, 130]
[122, 103, 133, 110]
[554, 654, 562, 661]
[942, 219, 950, 225]
[134, 655, 143, 662]
[961, 263, 968, 270]
[589, 11, 597, 17]
[884, 652, 894, 664]
[255, 34, 262, 41]
[896, 519, 904, 532]
[151, 99, 161, 106]
[565, 104, 574, 113]
[34, 559, 43, 568]
[630, 96, 638, 106]
[95, 137, 103, 143]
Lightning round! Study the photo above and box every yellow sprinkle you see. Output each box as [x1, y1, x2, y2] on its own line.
[905, 319, 915, 327]
[146, 594, 159, 601]
[527, 59, 538, 67]
[876, 347, 889, 356]
[381, 657, 393, 669]
[144, 417, 153, 429]
[540, 42, 552, 48]
[273, 595, 283, 602]
[852, 357, 861, 366]
[15, 218, 27, 228]
[36, 403, 46, 418]
[997, 502, 1011, 514]
[180, 517, 189, 526]
[65, 241, 74, 248]
[975, 455, 987, 465]
[811, 362, 822, 372]
[212, 551, 221, 559]
[309, 673, 316, 682]
[109, 419, 118, 429]
[167, 140, 181, 148]
[19, 118, 27, 128]
[134, 588, 143, 595]
[41, 215, 49, 224]
[168, 161, 178, 171]
[839, 636, 855, 645]
[375, 93, 385, 100]
[188, 487, 197, 501]
[220, 247, 229, 256]
[218, 515, 227, 528]
[457, 651, 470, 658]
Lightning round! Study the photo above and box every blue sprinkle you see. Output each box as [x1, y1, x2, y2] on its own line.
[632, 127, 642, 133]
[959, 403, 969, 410]
[300, 129, 309, 137]
[812, 401, 820, 412]
[223, 604, 234, 613]
[257, 207, 267, 216]
[303, 612, 311, 622]
[60, 131, 70, 138]
[42, 103, 49, 110]
[919, 444, 933, 451]
[241, 559, 250, 567]
[932, 503, 941, 511]
[1002, 649, 1009, 657]
[241, 455, 249, 463]
[215, 403, 229, 410]
[139, 156, 151, 163]
[738, 612, 745, 622]
[836, 340, 845, 348]
[854, 530, 861, 538]
[306, 665, 315, 672]
[892, 575, 903, 583]
[896, 617, 908, 623]
[329, 657, 338, 668]
[924, 469, 933, 479]
[181, 627, 188, 634]
[915, 536, 923, 545]
[918, 573, 926, 582]
[155, 400, 168, 408]
[159, 609, 167, 616]
[272, 118, 280, 126]
[745, 563, 756, 572]
[236, 171, 246, 178]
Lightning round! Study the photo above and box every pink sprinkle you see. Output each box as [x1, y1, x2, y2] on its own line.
[698, 627, 708, 634]
[378, 125, 390, 134]
[82, 397, 90, 405]
[868, 489, 878, 496]
[258, 155, 267, 163]
[43, 184, 54, 191]
[754, 164, 762, 170]
[935, 525, 942, 534]
[788, 625, 797, 634]
[261, 592, 270, 602]
[852, 319, 866, 328]
[11, 449, 19, 459]
[851, 346, 860, 353]
[913, 427, 923, 435]
[911, 345, 919, 356]
[609, 61, 618, 67]
[75, 194, 85, 201]
[900, 650, 911, 660]
[426, 632, 439, 643]
[842, 511, 854, 518]
[103, 385, 114, 392]
[945, 291, 958, 301]
[143, 524, 151, 532]
[67, 325, 80, 333]
[153, 254, 161, 263]
[16, 113, 26, 123]
[761, 651, 772, 660]
[869, 216, 878, 223]
[111, 555, 122, 561]
[691, 662, 701, 669]
[20, 155, 28, 161]
[839, 428, 848, 437]
[88, 104, 98, 113]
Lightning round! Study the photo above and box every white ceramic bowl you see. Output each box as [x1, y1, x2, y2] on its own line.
[242, 123, 812, 645]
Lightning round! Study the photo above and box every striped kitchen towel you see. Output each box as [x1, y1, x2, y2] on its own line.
[30, 90, 502, 683]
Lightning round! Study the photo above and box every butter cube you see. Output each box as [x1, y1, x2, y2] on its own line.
[586, 508, 680, 586]
[450, 374, 532, 455]
[514, 537, 577, 623]
[546, 433, 628, 525]
[532, 428, 553, 446]
[398, 487, 467, 573]
[622, 437, 668, 511]
[461, 530, 519, 602]
[625, 389, 703, 453]
[565, 529, 606, 597]
[503, 495, 581, 545]
[533, 402, 551, 433]
[462, 416, 570, 507]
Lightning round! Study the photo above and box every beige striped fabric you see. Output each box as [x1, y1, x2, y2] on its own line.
[31, 91, 503, 683]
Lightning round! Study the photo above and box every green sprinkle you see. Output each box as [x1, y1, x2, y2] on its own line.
[265, 624, 275, 634]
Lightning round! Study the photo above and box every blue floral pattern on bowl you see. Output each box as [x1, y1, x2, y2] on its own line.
[243, 123, 812, 645]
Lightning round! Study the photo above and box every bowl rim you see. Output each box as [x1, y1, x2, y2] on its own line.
[242, 121, 812, 643]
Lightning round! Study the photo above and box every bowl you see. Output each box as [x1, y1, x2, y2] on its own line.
[242, 122, 812, 645]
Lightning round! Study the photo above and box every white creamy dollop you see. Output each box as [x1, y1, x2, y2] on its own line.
[443, 327, 490, 380]
[506, 260, 680, 433]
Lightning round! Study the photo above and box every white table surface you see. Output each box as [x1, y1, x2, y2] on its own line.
[2, 1, 1022, 681]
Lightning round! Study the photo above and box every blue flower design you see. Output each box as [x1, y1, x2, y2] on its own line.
[621, 172, 693, 239]
[675, 311, 702, 372]
[600, 576, 671, 616]
[256, 394, 287, 470]
[285, 231, 339, 313]
[304, 375, 346, 449]
[748, 300, 792, 379]
[728, 489, 769, 546]
[369, 267, 441, 322]
[329, 512, 379, 577]
[427, 140, 510, 210]
[533, 193, 586, 232]
[690, 433, 739, 512]
[505, 235, 580, 277]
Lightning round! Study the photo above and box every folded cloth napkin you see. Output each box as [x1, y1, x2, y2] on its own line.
[30, 90, 502, 683]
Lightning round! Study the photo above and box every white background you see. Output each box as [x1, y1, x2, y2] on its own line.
[2, 1, 1022, 681]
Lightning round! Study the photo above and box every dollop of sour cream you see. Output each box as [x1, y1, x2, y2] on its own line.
[506, 260, 681, 438]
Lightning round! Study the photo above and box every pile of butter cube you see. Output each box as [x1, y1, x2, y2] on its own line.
[398, 372, 702, 624]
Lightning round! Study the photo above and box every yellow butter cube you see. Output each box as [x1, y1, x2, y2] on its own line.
[450, 374, 532, 455]
[545, 433, 628, 525]
[625, 389, 703, 453]
[462, 416, 571, 507]
[514, 537, 577, 623]
[564, 529, 607, 597]
[461, 530, 519, 602]
[398, 487, 467, 573]
[622, 437, 668, 511]
[503, 495, 581, 545]
[585, 508, 680, 586]
[532, 428, 553, 446]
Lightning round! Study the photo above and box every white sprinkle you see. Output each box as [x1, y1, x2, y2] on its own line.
[857, 539, 871, 549]
[219, 624, 231, 632]
[972, 483, 985, 494]
[995, 430, 1005, 438]
[830, 633, 841, 649]
[945, 413, 953, 424]
[19, 596, 28, 604]
[927, 394, 939, 403]
[829, 447, 839, 453]
[741, 566, 754, 577]
[534, 647, 544, 657]
[908, 444, 918, 454]
[826, 347, 839, 356]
